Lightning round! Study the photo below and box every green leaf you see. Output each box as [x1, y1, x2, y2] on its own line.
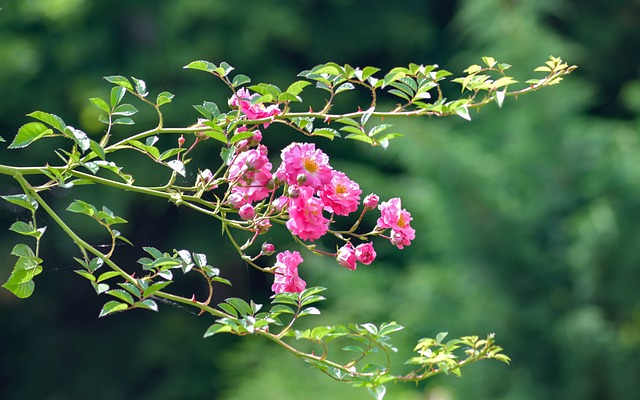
[74, 269, 96, 282]
[382, 67, 408, 88]
[300, 295, 326, 307]
[226, 297, 253, 317]
[107, 289, 135, 305]
[97, 271, 120, 282]
[183, 60, 217, 73]
[311, 128, 339, 140]
[88, 257, 104, 272]
[156, 91, 174, 106]
[89, 97, 110, 113]
[99, 300, 129, 317]
[232, 74, 251, 88]
[436, 332, 449, 343]
[2, 194, 38, 212]
[11, 244, 35, 258]
[67, 199, 98, 216]
[112, 117, 135, 125]
[26, 111, 67, 132]
[142, 281, 172, 297]
[134, 299, 158, 312]
[342, 345, 365, 352]
[110, 86, 126, 108]
[112, 103, 138, 116]
[286, 80, 311, 95]
[131, 76, 148, 97]
[89, 140, 106, 160]
[2, 273, 35, 298]
[335, 82, 354, 94]
[65, 126, 90, 152]
[368, 124, 393, 137]
[218, 302, 238, 318]
[269, 304, 295, 315]
[9, 122, 54, 149]
[455, 106, 471, 121]
[104, 75, 133, 91]
[204, 323, 232, 338]
[9, 221, 44, 238]
[482, 56, 497, 68]
[298, 306, 321, 317]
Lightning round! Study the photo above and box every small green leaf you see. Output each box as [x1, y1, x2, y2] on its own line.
[9, 122, 54, 149]
[204, 323, 232, 338]
[90, 97, 110, 113]
[74, 269, 96, 282]
[2, 194, 38, 212]
[142, 281, 172, 298]
[131, 77, 148, 97]
[218, 302, 238, 318]
[110, 86, 126, 108]
[112, 104, 138, 116]
[65, 126, 90, 152]
[482, 56, 497, 68]
[107, 289, 135, 305]
[342, 345, 365, 352]
[311, 128, 339, 140]
[286, 80, 311, 95]
[226, 297, 253, 317]
[9, 221, 43, 237]
[10, 244, 35, 258]
[97, 271, 120, 282]
[156, 91, 174, 106]
[232, 74, 251, 87]
[112, 117, 135, 125]
[67, 199, 98, 216]
[134, 299, 158, 312]
[183, 60, 217, 73]
[99, 300, 129, 317]
[104, 75, 133, 91]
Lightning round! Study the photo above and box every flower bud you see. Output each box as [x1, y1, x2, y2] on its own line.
[288, 186, 300, 198]
[296, 173, 307, 185]
[228, 193, 245, 209]
[256, 219, 272, 233]
[363, 193, 379, 209]
[261, 242, 275, 256]
[178, 134, 186, 148]
[196, 169, 217, 190]
[239, 204, 255, 220]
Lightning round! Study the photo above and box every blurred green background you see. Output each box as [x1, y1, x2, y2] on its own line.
[1, 1, 639, 399]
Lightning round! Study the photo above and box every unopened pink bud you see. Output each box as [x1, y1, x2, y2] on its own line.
[178, 134, 186, 148]
[363, 193, 379, 209]
[261, 242, 275, 255]
[239, 204, 255, 220]
[228, 193, 245, 209]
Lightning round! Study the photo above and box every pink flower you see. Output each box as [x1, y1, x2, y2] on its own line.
[228, 145, 273, 204]
[238, 204, 255, 220]
[336, 243, 357, 270]
[234, 126, 262, 149]
[355, 242, 376, 265]
[363, 193, 379, 209]
[286, 186, 329, 241]
[196, 169, 218, 191]
[275, 142, 333, 190]
[377, 197, 416, 249]
[271, 250, 306, 294]
[320, 170, 362, 216]
[229, 88, 281, 127]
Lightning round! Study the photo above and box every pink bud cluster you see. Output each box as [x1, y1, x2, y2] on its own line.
[211, 89, 417, 294]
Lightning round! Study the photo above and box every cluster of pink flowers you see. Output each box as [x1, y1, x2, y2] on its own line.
[271, 250, 306, 294]
[217, 89, 416, 294]
[229, 88, 281, 127]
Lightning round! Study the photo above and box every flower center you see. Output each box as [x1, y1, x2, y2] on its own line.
[335, 184, 347, 194]
[303, 157, 318, 173]
[397, 214, 407, 228]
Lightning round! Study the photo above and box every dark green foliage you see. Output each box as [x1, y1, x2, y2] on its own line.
[0, 1, 638, 400]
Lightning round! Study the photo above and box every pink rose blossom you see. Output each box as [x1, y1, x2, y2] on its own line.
[355, 242, 376, 265]
[271, 250, 306, 294]
[363, 193, 379, 209]
[229, 88, 281, 127]
[238, 204, 255, 220]
[275, 142, 333, 190]
[228, 145, 273, 204]
[377, 197, 416, 249]
[320, 170, 362, 216]
[336, 243, 357, 270]
[286, 186, 329, 241]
